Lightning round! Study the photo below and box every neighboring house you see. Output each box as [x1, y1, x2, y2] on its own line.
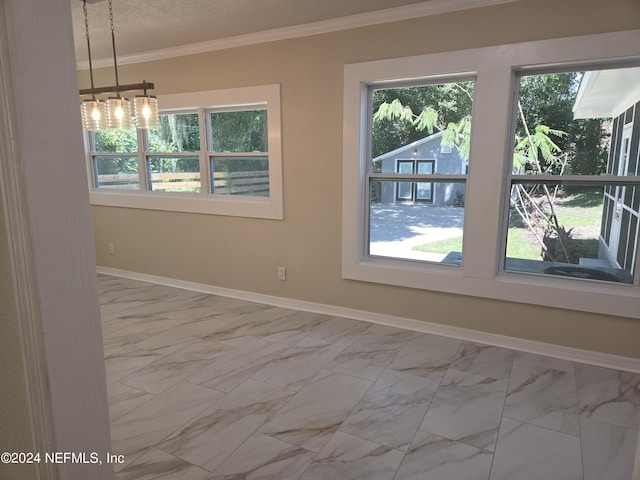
[372, 131, 467, 205]
[573, 67, 640, 275]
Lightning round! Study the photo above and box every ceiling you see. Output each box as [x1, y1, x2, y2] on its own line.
[70, 0, 440, 66]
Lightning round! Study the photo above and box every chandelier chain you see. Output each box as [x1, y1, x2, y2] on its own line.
[83, 0, 97, 94]
[109, 0, 115, 34]
[108, 0, 121, 89]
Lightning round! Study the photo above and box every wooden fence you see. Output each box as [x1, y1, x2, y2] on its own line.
[96, 170, 269, 196]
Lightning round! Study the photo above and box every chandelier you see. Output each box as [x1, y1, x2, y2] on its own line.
[79, 0, 159, 131]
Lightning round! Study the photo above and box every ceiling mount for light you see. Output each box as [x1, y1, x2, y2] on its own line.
[79, 0, 158, 130]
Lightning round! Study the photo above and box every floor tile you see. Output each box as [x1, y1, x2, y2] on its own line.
[305, 316, 370, 343]
[388, 334, 461, 381]
[421, 369, 508, 452]
[133, 314, 239, 353]
[252, 337, 347, 391]
[503, 353, 579, 436]
[394, 430, 493, 480]
[115, 448, 209, 480]
[186, 338, 290, 392]
[489, 418, 582, 480]
[576, 363, 640, 429]
[259, 370, 372, 452]
[298, 431, 404, 480]
[121, 340, 232, 394]
[159, 379, 294, 472]
[107, 382, 155, 422]
[207, 433, 316, 480]
[257, 310, 331, 346]
[449, 342, 516, 380]
[580, 416, 638, 480]
[340, 369, 439, 451]
[328, 325, 416, 381]
[104, 344, 162, 385]
[110, 382, 224, 459]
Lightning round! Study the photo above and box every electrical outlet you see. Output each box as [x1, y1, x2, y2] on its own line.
[277, 266, 286, 281]
[108, 242, 115, 255]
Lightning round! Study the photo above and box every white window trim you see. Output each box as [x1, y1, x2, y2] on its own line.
[88, 84, 283, 220]
[342, 29, 640, 319]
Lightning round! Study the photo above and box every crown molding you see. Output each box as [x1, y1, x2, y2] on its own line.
[78, 0, 520, 69]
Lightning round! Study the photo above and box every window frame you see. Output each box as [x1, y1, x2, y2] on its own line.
[87, 84, 283, 220]
[342, 29, 640, 318]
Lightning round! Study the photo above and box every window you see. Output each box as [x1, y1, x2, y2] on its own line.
[147, 112, 201, 193]
[342, 30, 640, 318]
[209, 108, 270, 197]
[504, 68, 640, 285]
[368, 80, 473, 263]
[87, 84, 283, 219]
[91, 127, 140, 190]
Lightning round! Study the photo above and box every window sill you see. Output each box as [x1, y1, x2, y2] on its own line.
[89, 190, 283, 220]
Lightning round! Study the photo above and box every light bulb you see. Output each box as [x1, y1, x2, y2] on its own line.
[91, 105, 101, 121]
[107, 97, 131, 129]
[142, 103, 151, 118]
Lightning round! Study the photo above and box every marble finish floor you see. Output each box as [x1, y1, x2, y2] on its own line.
[99, 275, 640, 480]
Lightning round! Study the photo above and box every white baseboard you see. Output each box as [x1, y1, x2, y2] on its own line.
[97, 266, 640, 374]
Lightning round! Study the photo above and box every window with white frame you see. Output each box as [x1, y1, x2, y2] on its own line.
[87, 84, 283, 219]
[342, 30, 640, 318]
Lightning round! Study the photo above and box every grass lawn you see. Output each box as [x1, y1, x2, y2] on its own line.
[412, 189, 603, 261]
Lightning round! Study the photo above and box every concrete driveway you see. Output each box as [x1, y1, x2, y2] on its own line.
[368, 203, 464, 261]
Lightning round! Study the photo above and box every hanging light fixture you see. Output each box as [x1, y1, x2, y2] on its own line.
[79, 0, 157, 130]
[134, 87, 159, 130]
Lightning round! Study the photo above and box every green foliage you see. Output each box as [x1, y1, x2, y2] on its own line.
[94, 128, 137, 153]
[518, 72, 608, 175]
[211, 110, 267, 152]
[148, 113, 200, 153]
[513, 125, 567, 171]
[371, 82, 474, 157]
[372, 72, 609, 176]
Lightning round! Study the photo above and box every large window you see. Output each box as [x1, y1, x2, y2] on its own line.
[87, 84, 283, 219]
[342, 30, 640, 318]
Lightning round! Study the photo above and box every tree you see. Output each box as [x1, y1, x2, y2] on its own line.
[371, 83, 473, 158]
[518, 73, 608, 176]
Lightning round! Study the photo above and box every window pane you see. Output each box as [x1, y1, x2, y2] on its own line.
[513, 67, 640, 177]
[148, 113, 200, 153]
[210, 109, 267, 153]
[369, 79, 472, 264]
[505, 184, 636, 284]
[147, 156, 201, 193]
[93, 156, 139, 189]
[210, 156, 269, 196]
[369, 179, 465, 264]
[93, 128, 138, 153]
[371, 81, 474, 169]
[506, 65, 640, 283]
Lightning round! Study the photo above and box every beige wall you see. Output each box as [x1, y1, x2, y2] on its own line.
[0, 196, 37, 480]
[91, 0, 640, 358]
